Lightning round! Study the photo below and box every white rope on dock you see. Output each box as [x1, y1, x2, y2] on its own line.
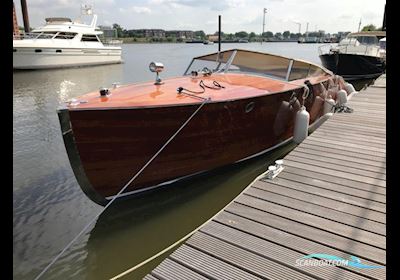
[33, 97, 211, 280]
[109, 160, 277, 280]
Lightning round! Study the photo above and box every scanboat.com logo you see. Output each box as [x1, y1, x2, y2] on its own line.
[295, 254, 384, 269]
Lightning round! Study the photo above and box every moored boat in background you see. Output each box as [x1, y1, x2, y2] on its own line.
[318, 31, 386, 81]
[13, 6, 122, 70]
[58, 49, 351, 205]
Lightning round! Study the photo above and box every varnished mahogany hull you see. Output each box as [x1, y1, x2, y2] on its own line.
[61, 80, 329, 205]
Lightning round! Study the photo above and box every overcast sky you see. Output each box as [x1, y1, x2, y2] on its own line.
[14, 0, 386, 34]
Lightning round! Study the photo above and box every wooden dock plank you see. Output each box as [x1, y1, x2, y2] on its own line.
[288, 150, 386, 174]
[255, 178, 386, 214]
[143, 274, 159, 280]
[282, 166, 386, 195]
[285, 154, 386, 179]
[306, 131, 386, 147]
[303, 136, 386, 153]
[244, 186, 385, 235]
[170, 245, 263, 280]
[304, 135, 386, 154]
[225, 203, 386, 264]
[235, 194, 386, 249]
[318, 124, 385, 135]
[253, 179, 386, 217]
[200, 221, 386, 280]
[283, 161, 386, 188]
[150, 258, 209, 280]
[302, 137, 386, 156]
[324, 117, 386, 127]
[186, 232, 318, 280]
[278, 171, 386, 204]
[146, 80, 386, 280]
[313, 126, 386, 140]
[293, 146, 386, 169]
[297, 142, 386, 163]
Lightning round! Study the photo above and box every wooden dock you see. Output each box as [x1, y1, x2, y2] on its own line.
[145, 76, 386, 280]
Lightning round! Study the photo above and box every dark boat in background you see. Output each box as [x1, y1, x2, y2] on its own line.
[58, 49, 351, 205]
[318, 31, 386, 81]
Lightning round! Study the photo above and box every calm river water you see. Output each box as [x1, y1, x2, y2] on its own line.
[14, 42, 324, 279]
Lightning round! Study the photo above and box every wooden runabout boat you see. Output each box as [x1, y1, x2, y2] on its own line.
[58, 49, 350, 205]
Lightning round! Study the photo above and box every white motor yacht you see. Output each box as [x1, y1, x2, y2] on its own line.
[13, 10, 122, 70]
[318, 31, 386, 80]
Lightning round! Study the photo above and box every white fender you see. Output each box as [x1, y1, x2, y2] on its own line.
[323, 96, 336, 114]
[337, 89, 348, 105]
[344, 82, 357, 94]
[293, 106, 310, 144]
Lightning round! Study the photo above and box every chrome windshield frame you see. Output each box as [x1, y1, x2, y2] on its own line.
[183, 59, 195, 75]
[221, 50, 237, 73]
[183, 50, 237, 75]
[285, 59, 294, 81]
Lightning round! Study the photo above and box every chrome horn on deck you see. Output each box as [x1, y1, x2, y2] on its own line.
[149, 62, 164, 85]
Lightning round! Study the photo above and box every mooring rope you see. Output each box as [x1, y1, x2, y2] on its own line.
[33, 96, 211, 280]
[177, 79, 225, 95]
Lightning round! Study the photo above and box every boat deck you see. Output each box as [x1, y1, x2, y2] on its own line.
[144, 75, 386, 280]
[67, 73, 330, 110]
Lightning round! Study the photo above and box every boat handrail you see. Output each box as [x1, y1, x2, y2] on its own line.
[319, 42, 380, 57]
[13, 33, 42, 40]
[101, 38, 123, 46]
[318, 44, 334, 55]
[13, 32, 77, 40]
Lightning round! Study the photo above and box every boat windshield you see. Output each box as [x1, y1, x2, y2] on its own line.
[184, 49, 326, 81]
[344, 35, 379, 45]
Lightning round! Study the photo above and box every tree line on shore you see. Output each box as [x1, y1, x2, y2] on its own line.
[17, 23, 383, 43]
[112, 23, 383, 43]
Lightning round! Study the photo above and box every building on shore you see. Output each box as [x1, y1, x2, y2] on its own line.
[126, 29, 195, 39]
[207, 35, 219, 42]
[131, 29, 166, 38]
[97, 25, 118, 38]
[165, 30, 194, 39]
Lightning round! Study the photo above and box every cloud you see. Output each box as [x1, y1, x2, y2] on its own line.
[149, 0, 245, 11]
[338, 14, 353, 20]
[120, 6, 152, 14]
[14, 0, 386, 34]
[131, 6, 152, 14]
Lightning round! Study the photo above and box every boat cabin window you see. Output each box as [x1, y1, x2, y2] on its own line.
[81, 34, 100, 42]
[55, 32, 77, 39]
[33, 32, 57, 39]
[347, 36, 378, 45]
